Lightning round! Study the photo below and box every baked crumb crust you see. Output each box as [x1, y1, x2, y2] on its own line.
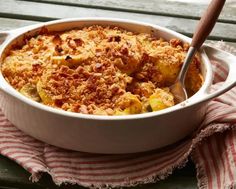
[1, 26, 203, 115]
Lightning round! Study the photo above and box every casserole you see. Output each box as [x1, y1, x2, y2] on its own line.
[1, 25, 203, 115]
[0, 18, 236, 154]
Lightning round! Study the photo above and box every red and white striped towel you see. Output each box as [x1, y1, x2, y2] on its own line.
[0, 42, 236, 189]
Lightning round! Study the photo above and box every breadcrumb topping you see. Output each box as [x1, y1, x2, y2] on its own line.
[1, 26, 203, 115]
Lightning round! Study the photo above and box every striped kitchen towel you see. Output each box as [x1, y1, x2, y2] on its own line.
[0, 42, 236, 189]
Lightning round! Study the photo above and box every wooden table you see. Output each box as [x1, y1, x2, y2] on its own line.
[0, 0, 235, 188]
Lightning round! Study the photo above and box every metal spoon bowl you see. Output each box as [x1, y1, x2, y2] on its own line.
[170, 0, 226, 103]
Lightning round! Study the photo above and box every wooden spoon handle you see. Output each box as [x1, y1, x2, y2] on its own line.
[191, 0, 226, 49]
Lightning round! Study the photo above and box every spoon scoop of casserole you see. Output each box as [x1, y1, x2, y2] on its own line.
[170, 0, 226, 103]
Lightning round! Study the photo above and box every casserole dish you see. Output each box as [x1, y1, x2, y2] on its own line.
[0, 18, 236, 154]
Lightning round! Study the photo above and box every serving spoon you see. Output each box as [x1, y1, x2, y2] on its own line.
[170, 0, 226, 103]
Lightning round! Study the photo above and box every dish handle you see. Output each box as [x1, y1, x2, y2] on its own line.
[202, 45, 236, 101]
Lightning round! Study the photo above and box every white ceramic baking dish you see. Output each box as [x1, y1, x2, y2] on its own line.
[0, 18, 236, 154]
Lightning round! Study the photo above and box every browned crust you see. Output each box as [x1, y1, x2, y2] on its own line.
[1, 25, 203, 115]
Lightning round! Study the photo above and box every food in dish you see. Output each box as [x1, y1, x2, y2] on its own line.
[1, 26, 203, 115]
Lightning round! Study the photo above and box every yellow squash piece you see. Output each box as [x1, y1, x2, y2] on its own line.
[51, 54, 90, 67]
[20, 83, 41, 102]
[115, 93, 142, 115]
[149, 88, 174, 111]
[36, 80, 54, 105]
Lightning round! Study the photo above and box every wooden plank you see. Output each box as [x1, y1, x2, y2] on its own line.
[21, 0, 236, 23]
[0, 17, 235, 50]
[0, 0, 236, 42]
[0, 18, 39, 31]
[206, 40, 236, 49]
[223, 41, 236, 49]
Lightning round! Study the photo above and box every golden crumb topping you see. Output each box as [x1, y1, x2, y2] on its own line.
[1, 26, 203, 115]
